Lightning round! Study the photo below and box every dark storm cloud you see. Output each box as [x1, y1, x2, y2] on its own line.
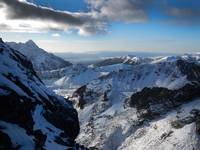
[0, 0, 85, 26]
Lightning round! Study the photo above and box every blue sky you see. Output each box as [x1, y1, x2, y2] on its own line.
[0, 0, 200, 53]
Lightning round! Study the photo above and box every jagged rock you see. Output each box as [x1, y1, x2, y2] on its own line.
[33, 130, 47, 149]
[0, 131, 13, 149]
[73, 85, 87, 98]
[160, 131, 173, 140]
[71, 85, 102, 109]
[72, 85, 87, 109]
[171, 120, 185, 129]
[170, 116, 195, 129]
[192, 109, 200, 135]
[101, 92, 109, 102]
[129, 83, 200, 119]
[177, 59, 200, 82]
[169, 109, 200, 136]
[196, 118, 200, 135]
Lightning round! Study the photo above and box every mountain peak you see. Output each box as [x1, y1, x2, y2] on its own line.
[25, 40, 38, 48]
[7, 40, 72, 71]
[26, 39, 34, 44]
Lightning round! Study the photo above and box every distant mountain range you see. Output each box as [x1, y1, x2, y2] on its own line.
[54, 51, 178, 64]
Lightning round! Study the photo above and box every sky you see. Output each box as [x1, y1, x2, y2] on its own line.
[0, 0, 200, 53]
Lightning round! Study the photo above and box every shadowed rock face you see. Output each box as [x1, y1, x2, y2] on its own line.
[72, 85, 87, 109]
[0, 131, 13, 149]
[129, 83, 200, 119]
[177, 59, 200, 82]
[0, 39, 83, 149]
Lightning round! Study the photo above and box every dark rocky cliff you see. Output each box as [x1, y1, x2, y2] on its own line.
[0, 38, 87, 149]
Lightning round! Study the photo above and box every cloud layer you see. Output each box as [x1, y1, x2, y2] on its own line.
[0, 0, 199, 35]
[0, 0, 151, 35]
[86, 0, 151, 23]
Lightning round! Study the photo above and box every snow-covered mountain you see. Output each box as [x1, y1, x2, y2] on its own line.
[7, 40, 72, 71]
[0, 38, 88, 150]
[93, 55, 153, 67]
[2, 35, 200, 150]
[44, 53, 200, 150]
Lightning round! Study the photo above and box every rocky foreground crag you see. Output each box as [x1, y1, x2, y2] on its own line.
[0, 38, 87, 150]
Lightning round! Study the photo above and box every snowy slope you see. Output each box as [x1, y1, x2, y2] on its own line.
[50, 53, 200, 94]
[45, 52, 200, 150]
[74, 56, 200, 150]
[48, 54, 191, 99]
[0, 38, 87, 150]
[7, 40, 72, 71]
[119, 99, 200, 150]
